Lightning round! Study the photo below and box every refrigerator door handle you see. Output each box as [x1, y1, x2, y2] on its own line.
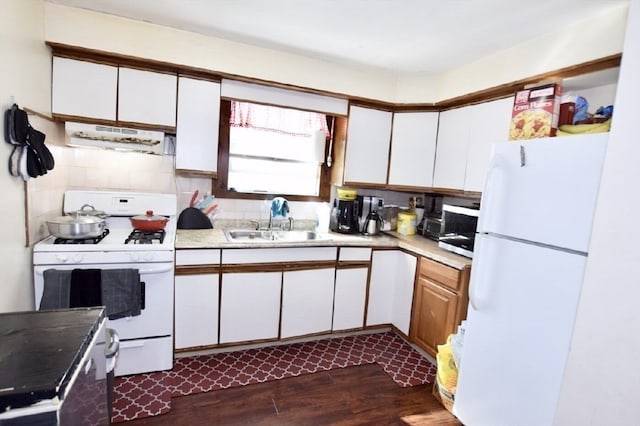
[477, 153, 506, 232]
[469, 234, 494, 311]
[520, 145, 526, 167]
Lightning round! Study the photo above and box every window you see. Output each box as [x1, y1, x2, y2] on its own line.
[222, 101, 331, 198]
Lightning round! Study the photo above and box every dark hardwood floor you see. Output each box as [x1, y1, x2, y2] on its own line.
[124, 363, 462, 425]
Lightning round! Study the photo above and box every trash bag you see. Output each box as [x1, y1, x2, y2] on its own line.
[433, 321, 467, 413]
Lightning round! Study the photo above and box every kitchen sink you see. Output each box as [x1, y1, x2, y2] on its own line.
[224, 229, 331, 243]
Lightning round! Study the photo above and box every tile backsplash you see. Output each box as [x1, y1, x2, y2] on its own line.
[27, 116, 329, 244]
[26, 116, 177, 244]
[25, 116, 477, 245]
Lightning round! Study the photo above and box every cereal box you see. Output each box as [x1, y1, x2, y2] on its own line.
[509, 83, 562, 140]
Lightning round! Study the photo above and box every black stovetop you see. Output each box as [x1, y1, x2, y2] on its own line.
[0, 307, 104, 411]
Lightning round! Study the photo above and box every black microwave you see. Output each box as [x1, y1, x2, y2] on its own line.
[438, 204, 479, 258]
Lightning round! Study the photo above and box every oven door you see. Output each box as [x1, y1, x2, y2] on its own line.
[34, 262, 174, 376]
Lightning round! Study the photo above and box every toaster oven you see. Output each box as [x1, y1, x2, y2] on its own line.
[417, 216, 443, 241]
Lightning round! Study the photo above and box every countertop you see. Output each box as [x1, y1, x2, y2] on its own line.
[0, 307, 105, 411]
[176, 229, 472, 270]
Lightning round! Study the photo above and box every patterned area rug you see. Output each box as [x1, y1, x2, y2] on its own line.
[112, 331, 436, 423]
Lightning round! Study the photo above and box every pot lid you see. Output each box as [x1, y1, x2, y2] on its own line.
[49, 215, 105, 225]
[131, 210, 168, 222]
[67, 204, 108, 218]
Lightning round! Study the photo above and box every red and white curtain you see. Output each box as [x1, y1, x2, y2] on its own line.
[230, 101, 330, 138]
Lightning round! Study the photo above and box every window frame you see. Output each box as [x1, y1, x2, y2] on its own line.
[213, 100, 332, 202]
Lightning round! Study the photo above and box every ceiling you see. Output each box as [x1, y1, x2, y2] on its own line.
[47, 0, 629, 75]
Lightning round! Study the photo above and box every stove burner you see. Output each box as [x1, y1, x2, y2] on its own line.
[54, 229, 110, 245]
[125, 229, 166, 244]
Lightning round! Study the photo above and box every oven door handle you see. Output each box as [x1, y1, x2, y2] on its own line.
[138, 266, 173, 275]
[34, 266, 174, 276]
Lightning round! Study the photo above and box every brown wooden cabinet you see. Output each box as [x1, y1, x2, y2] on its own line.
[410, 256, 471, 358]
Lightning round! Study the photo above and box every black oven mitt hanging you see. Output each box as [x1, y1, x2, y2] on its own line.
[27, 127, 55, 177]
[3, 103, 54, 180]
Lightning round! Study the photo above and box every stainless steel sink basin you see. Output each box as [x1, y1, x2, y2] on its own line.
[224, 229, 330, 243]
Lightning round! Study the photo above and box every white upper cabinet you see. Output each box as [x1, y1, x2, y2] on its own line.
[464, 97, 514, 192]
[118, 67, 177, 127]
[52, 57, 118, 121]
[433, 97, 513, 191]
[176, 77, 221, 174]
[343, 105, 393, 185]
[388, 111, 439, 188]
[433, 106, 472, 189]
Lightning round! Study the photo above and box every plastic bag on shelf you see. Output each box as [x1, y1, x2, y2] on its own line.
[450, 320, 466, 370]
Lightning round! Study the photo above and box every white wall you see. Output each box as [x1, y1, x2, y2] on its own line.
[0, 0, 51, 312]
[44, 2, 629, 105]
[554, 0, 640, 423]
[43, 3, 401, 103]
[424, 3, 629, 103]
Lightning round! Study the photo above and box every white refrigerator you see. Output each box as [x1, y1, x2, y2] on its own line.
[452, 132, 609, 426]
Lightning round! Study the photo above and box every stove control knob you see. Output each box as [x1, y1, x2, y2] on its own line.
[130, 253, 141, 262]
[55, 254, 69, 263]
[72, 254, 83, 263]
[143, 253, 154, 261]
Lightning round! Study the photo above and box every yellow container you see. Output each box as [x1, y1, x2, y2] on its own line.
[337, 187, 357, 201]
[397, 211, 417, 236]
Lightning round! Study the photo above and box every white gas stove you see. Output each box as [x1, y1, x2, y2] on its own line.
[34, 190, 177, 254]
[33, 190, 177, 377]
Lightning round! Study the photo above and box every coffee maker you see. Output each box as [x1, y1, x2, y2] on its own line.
[330, 193, 360, 234]
[356, 195, 384, 233]
[357, 196, 383, 224]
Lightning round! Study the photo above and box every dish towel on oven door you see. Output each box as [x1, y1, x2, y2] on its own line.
[70, 269, 102, 307]
[40, 268, 142, 320]
[101, 269, 142, 320]
[40, 269, 72, 310]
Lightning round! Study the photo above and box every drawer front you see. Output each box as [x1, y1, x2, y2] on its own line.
[114, 336, 173, 376]
[419, 256, 461, 292]
[222, 247, 337, 264]
[339, 247, 372, 261]
[176, 249, 221, 266]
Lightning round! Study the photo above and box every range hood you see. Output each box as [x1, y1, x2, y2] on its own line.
[65, 122, 165, 155]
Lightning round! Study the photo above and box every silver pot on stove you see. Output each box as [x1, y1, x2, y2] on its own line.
[46, 212, 107, 240]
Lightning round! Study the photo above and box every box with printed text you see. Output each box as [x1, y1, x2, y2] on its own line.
[509, 83, 562, 140]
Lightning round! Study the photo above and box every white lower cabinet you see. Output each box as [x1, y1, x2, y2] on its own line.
[281, 268, 335, 338]
[220, 272, 282, 343]
[392, 252, 418, 335]
[366, 251, 396, 326]
[366, 250, 417, 335]
[175, 246, 375, 349]
[174, 274, 219, 349]
[333, 268, 368, 331]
